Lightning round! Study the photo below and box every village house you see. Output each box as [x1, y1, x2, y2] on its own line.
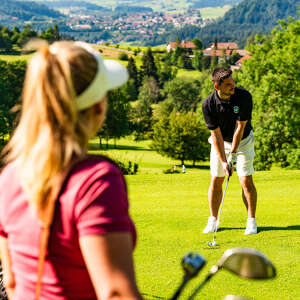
[167, 41, 197, 53]
[235, 55, 252, 66]
[167, 40, 250, 67]
[203, 42, 250, 64]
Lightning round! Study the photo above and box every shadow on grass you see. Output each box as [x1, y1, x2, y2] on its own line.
[88, 142, 152, 151]
[0, 50, 22, 55]
[258, 225, 300, 232]
[184, 164, 210, 170]
[141, 293, 167, 300]
[218, 225, 300, 232]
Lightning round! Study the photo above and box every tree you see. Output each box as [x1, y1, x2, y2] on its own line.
[0, 60, 26, 141]
[192, 50, 203, 71]
[162, 77, 201, 112]
[127, 57, 140, 90]
[121, 79, 138, 102]
[152, 111, 210, 165]
[118, 52, 129, 61]
[141, 47, 158, 82]
[235, 19, 300, 169]
[99, 89, 131, 148]
[130, 77, 158, 140]
[40, 26, 60, 43]
[16, 24, 37, 47]
[192, 38, 203, 50]
[229, 51, 242, 65]
[138, 77, 159, 104]
[0, 33, 12, 52]
[53, 24, 60, 41]
[177, 52, 193, 69]
[157, 59, 177, 87]
[171, 46, 183, 65]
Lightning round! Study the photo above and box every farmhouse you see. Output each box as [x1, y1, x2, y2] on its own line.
[206, 42, 238, 50]
[167, 41, 197, 52]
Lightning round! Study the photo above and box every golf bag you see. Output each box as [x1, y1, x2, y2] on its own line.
[0, 264, 8, 300]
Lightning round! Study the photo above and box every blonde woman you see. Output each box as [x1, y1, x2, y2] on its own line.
[0, 41, 142, 299]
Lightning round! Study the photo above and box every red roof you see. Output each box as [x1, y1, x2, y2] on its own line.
[168, 41, 197, 49]
[236, 49, 250, 56]
[203, 49, 232, 57]
[236, 55, 252, 64]
[208, 42, 238, 50]
[181, 41, 197, 49]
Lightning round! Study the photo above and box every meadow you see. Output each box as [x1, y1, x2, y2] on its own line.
[92, 137, 300, 300]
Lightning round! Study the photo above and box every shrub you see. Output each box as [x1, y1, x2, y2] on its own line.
[117, 160, 139, 175]
[118, 52, 129, 61]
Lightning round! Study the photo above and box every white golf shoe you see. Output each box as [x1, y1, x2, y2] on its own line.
[203, 216, 219, 233]
[244, 218, 257, 235]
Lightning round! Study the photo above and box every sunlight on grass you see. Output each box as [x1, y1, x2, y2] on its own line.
[0, 54, 31, 62]
[177, 68, 202, 79]
[87, 136, 300, 299]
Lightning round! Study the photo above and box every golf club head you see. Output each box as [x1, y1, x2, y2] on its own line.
[207, 241, 217, 247]
[181, 252, 206, 278]
[217, 248, 276, 279]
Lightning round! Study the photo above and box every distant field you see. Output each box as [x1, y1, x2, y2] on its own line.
[90, 0, 190, 12]
[200, 5, 232, 19]
[90, 0, 232, 18]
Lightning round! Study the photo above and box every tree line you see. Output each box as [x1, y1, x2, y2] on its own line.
[1, 18, 299, 169]
[0, 24, 61, 52]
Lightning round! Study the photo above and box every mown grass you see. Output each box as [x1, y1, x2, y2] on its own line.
[0, 54, 31, 62]
[177, 68, 202, 80]
[89, 137, 300, 300]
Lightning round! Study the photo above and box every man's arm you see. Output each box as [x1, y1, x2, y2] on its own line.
[210, 127, 231, 176]
[231, 120, 247, 153]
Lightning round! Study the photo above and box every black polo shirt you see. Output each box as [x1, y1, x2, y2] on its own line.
[202, 87, 253, 142]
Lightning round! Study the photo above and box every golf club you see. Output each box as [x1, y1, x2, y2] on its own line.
[170, 252, 206, 300]
[187, 248, 276, 300]
[0, 265, 8, 300]
[208, 174, 230, 247]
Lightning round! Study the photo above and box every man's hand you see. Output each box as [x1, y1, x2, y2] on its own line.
[227, 152, 237, 170]
[221, 161, 232, 176]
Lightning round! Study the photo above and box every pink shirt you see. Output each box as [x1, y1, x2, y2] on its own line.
[0, 157, 136, 299]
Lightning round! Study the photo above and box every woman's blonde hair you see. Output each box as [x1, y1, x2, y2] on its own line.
[3, 40, 104, 215]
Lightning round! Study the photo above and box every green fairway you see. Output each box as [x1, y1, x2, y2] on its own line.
[89, 137, 300, 300]
[0, 54, 31, 62]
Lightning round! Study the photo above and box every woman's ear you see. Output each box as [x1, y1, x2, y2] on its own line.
[94, 96, 107, 115]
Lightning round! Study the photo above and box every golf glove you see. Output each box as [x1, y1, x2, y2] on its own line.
[227, 152, 237, 169]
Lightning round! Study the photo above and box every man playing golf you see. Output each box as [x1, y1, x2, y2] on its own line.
[202, 68, 257, 235]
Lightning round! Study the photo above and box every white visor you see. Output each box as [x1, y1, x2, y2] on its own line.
[74, 42, 128, 110]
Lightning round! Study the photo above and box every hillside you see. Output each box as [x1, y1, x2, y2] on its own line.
[19, 0, 243, 12]
[0, 0, 63, 21]
[41, 0, 110, 12]
[156, 0, 300, 47]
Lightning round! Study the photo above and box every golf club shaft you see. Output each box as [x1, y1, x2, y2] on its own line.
[187, 272, 215, 300]
[169, 276, 189, 300]
[213, 175, 230, 242]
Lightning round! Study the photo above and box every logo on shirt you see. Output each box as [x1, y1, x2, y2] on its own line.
[233, 106, 239, 113]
